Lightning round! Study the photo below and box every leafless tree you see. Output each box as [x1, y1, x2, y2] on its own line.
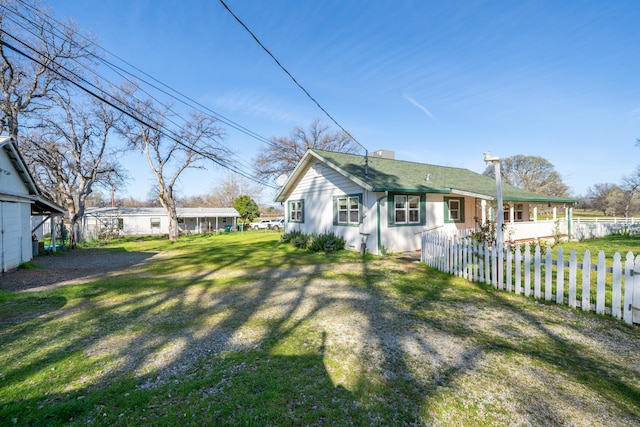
[621, 167, 640, 218]
[482, 154, 570, 197]
[115, 87, 228, 242]
[206, 174, 260, 208]
[0, 0, 95, 142]
[584, 183, 625, 216]
[21, 87, 124, 244]
[253, 118, 360, 183]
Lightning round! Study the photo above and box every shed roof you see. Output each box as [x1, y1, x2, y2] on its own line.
[275, 149, 577, 204]
[0, 136, 64, 215]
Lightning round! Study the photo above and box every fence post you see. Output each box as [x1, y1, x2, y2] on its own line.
[484, 241, 490, 284]
[506, 243, 513, 292]
[582, 250, 591, 311]
[515, 243, 522, 295]
[524, 243, 531, 297]
[534, 244, 541, 298]
[492, 243, 498, 288]
[545, 246, 552, 301]
[612, 252, 622, 319]
[633, 255, 640, 324]
[569, 249, 577, 308]
[596, 251, 606, 315]
[623, 252, 634, 324]
[557, 247, 565, 305]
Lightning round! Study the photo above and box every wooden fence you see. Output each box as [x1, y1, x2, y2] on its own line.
[421, 232, 640, 325]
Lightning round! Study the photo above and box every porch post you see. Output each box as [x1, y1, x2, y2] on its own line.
[50, 216, 57, 252]
[553, 207, 557, 221]
[481, 199, 487, 224]
[509, 205, 515, 224]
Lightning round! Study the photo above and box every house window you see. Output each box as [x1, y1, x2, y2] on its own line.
[505, 204, 525, 222]
[444, 197, 465, 223]
[334, 194, 362, 226]
[150, 218, 161, 229]
[514, 204, 524, 221]
[392, 194, 422, 225]
[288, 200, 304, 223]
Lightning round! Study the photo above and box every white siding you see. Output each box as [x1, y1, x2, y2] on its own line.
[285, 163, 369, 251]
[1, 201, 30, 271]
[0, 152, 25, 195]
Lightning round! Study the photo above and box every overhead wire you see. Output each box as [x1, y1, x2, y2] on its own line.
[217, 0, 368, 155]
[3, 0, 278, 186]
[0, 30, 277, 188]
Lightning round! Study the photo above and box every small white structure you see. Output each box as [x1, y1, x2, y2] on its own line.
[83, 207, 241, 238]
[0, 136, 64, 272]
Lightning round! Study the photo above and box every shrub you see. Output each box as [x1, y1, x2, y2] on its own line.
[281, 231, 345, 253]
[307, 232, 345, 253]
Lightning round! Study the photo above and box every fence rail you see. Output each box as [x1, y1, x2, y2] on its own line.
[421, 232, 640, 325]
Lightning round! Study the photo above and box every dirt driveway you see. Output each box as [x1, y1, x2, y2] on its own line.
[0, 248, 157, 292]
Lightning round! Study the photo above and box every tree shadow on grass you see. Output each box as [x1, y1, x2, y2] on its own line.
[1, 241, 639, 426]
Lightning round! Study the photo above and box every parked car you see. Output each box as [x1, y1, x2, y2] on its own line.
[249, 219, 274, 230]
[270, 219, 285, 230]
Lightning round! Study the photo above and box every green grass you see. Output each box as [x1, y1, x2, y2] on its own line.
[1, 233, 639, 426]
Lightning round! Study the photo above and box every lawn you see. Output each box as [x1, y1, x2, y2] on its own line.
[1, 232, 639, 426]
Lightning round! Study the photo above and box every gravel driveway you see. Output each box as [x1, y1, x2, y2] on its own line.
[0, 248, 157, 292]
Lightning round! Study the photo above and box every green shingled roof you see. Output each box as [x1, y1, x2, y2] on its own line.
[302, 149, 576, 204]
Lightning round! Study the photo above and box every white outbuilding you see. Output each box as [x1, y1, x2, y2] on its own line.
[0, 136, 65, 272]
[83, 207, 241, 238]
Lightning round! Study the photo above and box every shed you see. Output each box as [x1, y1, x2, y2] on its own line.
[0, 136, 65, 272]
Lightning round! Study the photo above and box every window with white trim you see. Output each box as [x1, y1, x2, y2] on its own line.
[288, 200, 304, 223]
[394, 195, 420, 224]
[444, 197, 465, 223]
[334, 194, 361, 225]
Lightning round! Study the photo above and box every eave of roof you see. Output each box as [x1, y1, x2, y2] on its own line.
[275, 149, 577, 205]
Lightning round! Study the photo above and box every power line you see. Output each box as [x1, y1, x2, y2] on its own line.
[0, 33, 278, 189]
[5, 0, 280, 183]
[2, 0, 276, 189]
[218, 0, 367, 154]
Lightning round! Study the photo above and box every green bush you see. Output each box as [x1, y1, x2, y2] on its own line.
[280, 231, 345, 253]
[307, 231, 345, 253]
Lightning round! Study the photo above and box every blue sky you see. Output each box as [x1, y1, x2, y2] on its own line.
[47, 0, 640, 202]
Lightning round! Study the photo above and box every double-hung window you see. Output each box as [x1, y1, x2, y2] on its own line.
[288, 200, 304, 223]
[394, 195, 421, 224]
[388, 193, 425, 226]
[334, 194, 361, 226]
[444, 197, 465, 223]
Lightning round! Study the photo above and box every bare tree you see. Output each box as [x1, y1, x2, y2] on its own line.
[0, 0, 94, 142]
[253, 118, 360, 183]
[584, 183, 624, 216]
[21, 87, 123, 244]
[206, 174, 260, 208]
[621, 167, 640, 218]
[482, 154, 570, 197]
[116, 89, 228, 242]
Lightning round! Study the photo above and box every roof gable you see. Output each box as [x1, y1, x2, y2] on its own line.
[0, 136, 39, 195]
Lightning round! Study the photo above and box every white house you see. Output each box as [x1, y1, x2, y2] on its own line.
[0, 136, 64, 272]
[83, 207, 241, 238]
[274, 149, 577, 255]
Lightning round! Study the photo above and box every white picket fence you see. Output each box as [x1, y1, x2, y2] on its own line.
[421, 232, 640, 325]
